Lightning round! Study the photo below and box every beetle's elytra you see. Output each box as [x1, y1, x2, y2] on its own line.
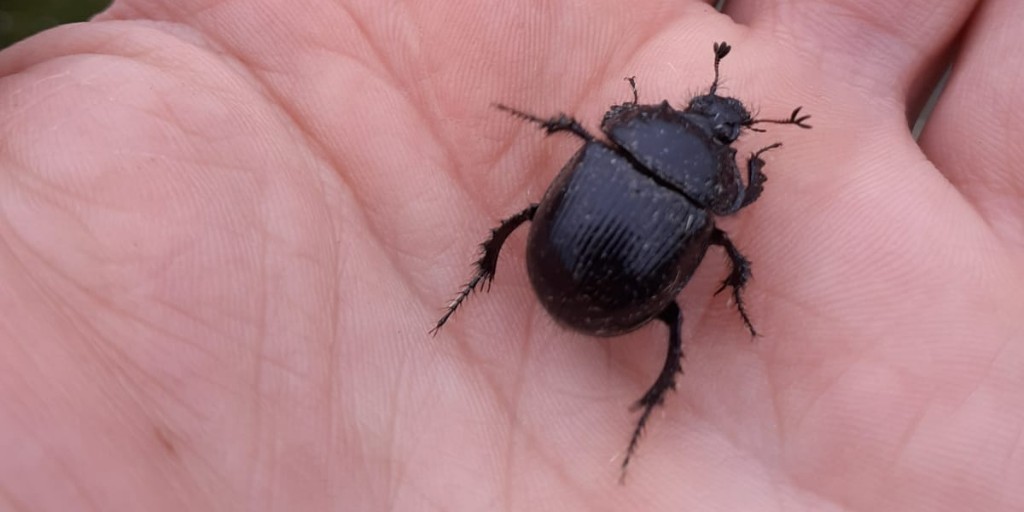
[432, 42, 811, 477]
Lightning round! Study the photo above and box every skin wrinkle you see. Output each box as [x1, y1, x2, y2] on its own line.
[92, 396, 195, 497]
[673, 368, 811, 508]
[151, 15, 437, 354]
[461, 9, 642, 212]
[832, 0, 968, 63]
[295, 95, 450, 319]
[6, 283, 111, 511]
[8, 178, 100, 234]
[481, 116, 578, 220]
[447, 319, 587, 504]
[323, 292, 341, 506]
[146, 428, 194, 505]
[973, 335, 1024, 485]
[719, 427, 837, 512]
[880, 393, 935, 500]
[1003, 422, 1024, 482]
[324, 13, 478, 249]
[915, 0, 1024, 250]
[0, 490, 31, 512]
[763, 341, 787, 458]
[432, 18, 565, 199]
[43, 438, 103, 512]
[248, 189, 275, 511]
[1, 392, 87, 509]
[92, 320, 212, 419]
[668, 408, 842, 511]
[526, 429, 594, 510]
[332, 2, 412, 101]
[799, 10, 914, 101]
[781, 469, 844, 511]
[385, 339, 413, 508]
[151, 423, 233, 508]
[75, 267, 203, 348]
[71, 250, 264, 410]
[499, 315, 533, 508]
[146, 292, 256, 354]
[107, 339, 250, 499]
[783, 344, 863, 456]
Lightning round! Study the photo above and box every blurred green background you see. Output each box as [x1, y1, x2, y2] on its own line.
[1, 0, 112, 48]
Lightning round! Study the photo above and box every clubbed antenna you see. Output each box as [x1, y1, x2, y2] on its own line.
[709, 41, 731, 95]
[747, 106, 813, 131]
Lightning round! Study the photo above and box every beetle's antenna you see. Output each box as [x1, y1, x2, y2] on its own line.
[747, 106, 812, 130]
[709, 41, 731, 96]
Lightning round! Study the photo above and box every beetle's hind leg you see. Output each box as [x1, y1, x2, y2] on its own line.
[710, 228, 757, 337]
[621, 301, 684, 479]
[493, 104, 595, 141]
[431, 204, 539, 335]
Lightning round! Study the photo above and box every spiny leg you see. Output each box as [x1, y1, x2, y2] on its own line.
[621, 301, 683, 478]
[492, 104, 595, 141]
[738, 142, 782, 209]
[710, 228, 757, 337]
[431, 204, 538, 335]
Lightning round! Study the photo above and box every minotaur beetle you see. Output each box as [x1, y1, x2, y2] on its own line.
[432, 42, 811, 476]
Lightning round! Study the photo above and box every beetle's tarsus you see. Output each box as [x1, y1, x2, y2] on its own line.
[621, 301, 684, 480]
[753, 142, 783, 158]
[431, 204, 538, 335]
[493, 104, 595, 141]
[625, 76, 639, 104]
[711, 228, 757, 337]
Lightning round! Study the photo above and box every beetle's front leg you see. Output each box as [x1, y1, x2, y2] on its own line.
[621, 301, 683, 479]
[738, 142, 782, 209]
[431, 204, 539, 334]
[711, 228, 757, 337]
[624, 75, 639, 104]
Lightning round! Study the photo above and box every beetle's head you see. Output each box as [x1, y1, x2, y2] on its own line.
[687, 42, 812, 143]
[686, 94, 751, 143]
[684, 42, 753, 143]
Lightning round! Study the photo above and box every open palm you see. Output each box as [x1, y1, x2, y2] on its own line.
[0, 0, 1021, 510]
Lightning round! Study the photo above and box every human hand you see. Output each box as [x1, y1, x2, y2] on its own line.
[0, 0, 1020, 510]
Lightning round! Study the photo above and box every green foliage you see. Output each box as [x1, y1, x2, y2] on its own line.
[1, 0, 112, 48]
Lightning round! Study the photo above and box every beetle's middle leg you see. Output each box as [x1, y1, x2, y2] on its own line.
[710, 228, 757, 336]
[431, 204, 539, 335]
[621, 301, 684, 478]
[493, 104, 595, 141]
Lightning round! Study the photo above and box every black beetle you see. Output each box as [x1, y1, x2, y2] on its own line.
[432, 42, 811, 475]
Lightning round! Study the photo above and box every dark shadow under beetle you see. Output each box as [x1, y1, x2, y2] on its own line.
[432, 42, 811, 480]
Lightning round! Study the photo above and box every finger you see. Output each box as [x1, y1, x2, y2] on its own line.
[918, 0, 1024, 248]
[725, 0, 977, 108]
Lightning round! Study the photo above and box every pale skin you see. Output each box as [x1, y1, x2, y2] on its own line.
[0, 0, 1022, 510]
